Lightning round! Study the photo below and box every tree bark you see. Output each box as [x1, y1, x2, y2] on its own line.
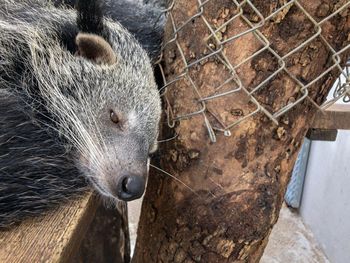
[134, 1, 350, 262]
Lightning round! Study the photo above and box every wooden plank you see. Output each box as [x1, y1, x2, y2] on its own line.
[73, 202, 130, 263]
[306, 128, 338, 141]
[323, 104, 350, 112]
[312, 104, 350, 130]
[0, 192, 99, 263]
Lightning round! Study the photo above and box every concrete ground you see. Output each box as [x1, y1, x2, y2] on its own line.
[261, 204, 329, 263]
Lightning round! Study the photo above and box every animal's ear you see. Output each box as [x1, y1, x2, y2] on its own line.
[75, 33, 117, 65]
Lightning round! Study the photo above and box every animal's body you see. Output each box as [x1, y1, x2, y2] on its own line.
[53, 0, 167, 62]
[0, 0, 162, 228]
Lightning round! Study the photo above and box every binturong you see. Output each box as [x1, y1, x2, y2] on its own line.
[0, 0, 162, 228]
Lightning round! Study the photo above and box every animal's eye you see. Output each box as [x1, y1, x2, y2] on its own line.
[110, 110, 120, 124]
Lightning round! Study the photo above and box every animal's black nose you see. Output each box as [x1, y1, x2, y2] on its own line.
[116, 174, 145, 201]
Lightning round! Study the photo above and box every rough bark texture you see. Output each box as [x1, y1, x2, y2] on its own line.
[134, 0, 350, 262]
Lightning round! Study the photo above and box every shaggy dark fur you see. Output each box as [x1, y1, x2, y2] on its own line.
[54, 0, 167, 62]
[0, 91, 87, 227]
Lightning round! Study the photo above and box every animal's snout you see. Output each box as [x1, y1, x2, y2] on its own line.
[115, 174, 145, 201]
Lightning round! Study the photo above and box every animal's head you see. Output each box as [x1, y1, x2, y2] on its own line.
[34, 28, 161, 201]
[74, 32, 162, 201]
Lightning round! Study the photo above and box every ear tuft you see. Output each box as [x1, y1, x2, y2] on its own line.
[75, 33, 117, 65]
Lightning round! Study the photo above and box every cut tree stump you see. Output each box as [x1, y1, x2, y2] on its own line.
[133, 0, 350, 262]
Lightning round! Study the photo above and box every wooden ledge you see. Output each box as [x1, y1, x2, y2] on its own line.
[0, 192, 99, 263]
[312, 104, 350, 130]
[309, 104, 350, 141]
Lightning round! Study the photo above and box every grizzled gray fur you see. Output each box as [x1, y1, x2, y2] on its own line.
[0, 0, 162, 228]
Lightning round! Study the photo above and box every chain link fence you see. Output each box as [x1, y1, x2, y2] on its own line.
[157, 0, 350, 142]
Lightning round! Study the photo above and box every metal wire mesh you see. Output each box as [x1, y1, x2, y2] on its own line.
[157, 0, 350, 142]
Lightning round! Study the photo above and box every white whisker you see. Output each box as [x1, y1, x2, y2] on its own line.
[149, 164, 200, 197]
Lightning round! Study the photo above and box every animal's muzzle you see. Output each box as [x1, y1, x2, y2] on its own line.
[115, 174, 145, 201]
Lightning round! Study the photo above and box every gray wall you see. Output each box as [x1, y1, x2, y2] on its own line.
[300, 130, 350, 263]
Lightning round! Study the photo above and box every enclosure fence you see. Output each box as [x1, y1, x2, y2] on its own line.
[157, 0, 350, 142]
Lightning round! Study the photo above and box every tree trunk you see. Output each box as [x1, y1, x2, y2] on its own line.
[134, 0, 350, 262]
